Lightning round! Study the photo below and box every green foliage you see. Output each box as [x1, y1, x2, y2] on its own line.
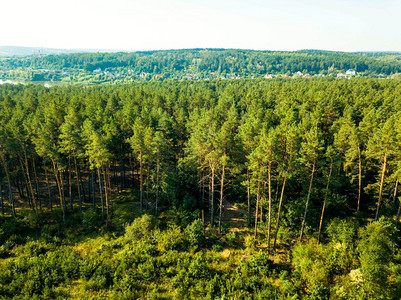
[124, 214, 155, 241]
[357, 217, 397, 296]
[185, 219, 205, 248]
[82, 208, 103, 233]
[292, 241, 331, 293]
[156, 225, 186, 252]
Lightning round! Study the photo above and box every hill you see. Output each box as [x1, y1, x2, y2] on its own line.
[1, 48, 401, 85]
[0, 46, 123, 57]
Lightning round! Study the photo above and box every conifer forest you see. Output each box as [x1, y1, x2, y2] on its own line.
[1, 77, 401, 299]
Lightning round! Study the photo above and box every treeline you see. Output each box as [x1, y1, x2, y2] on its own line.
[1, 49, 401, 79]
[1, 78, 401, 244]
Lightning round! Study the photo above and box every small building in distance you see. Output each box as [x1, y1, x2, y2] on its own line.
[264, 74, 274, 79]
[346, 69, 356, 78]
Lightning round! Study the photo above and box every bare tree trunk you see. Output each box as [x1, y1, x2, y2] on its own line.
[394, 183, 401, 228]
[210, 162, 215, 226]
[107, 163, 112, 210]
[0, 183, 4, 217]
[59, 170, 66, 215]
[254, 179, 261, 239]
[218, 164, 225, 234]
[273, 172, 288, 252]
[102, 165, 109, 226]
[375, 152, 387, 221]
[74, 157, 82, 212]
[267, 162, 272, 250]
[0, 153, 16, 218]
[357, 146, 362, 212]
[97, 167, 104, 222]
[300, 159, 316, 240]
[91, 170, 96, 209]
[32, 156, 41, 210]
[52, 159, 65, 222]
[45, 164, 52, 212]
[247, 168, 251, 225]
[18, 156, 31, 209]
[156, 152, 160, 214]
[139, 151, 143, 212]
[318, 158, 333, 243]
[68, 154, 73, 211]
[23, 150, 37, 215]
[393, 179, 398, 202]
[146, 164, 150, 210]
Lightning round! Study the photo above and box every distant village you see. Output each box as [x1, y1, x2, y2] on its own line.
[0, 65, 391, 87]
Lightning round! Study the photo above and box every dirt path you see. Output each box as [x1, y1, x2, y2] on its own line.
[221, 200, 248, 228]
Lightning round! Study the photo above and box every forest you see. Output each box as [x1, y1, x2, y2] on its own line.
[1, 78, 401, 299]
[1, 49, 401, 84]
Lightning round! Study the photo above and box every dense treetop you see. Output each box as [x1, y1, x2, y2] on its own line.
[1, 78, 401, 298]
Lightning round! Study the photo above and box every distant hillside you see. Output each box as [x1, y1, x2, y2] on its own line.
[0, 46, 122, 57]
[0, 48, 400, 84]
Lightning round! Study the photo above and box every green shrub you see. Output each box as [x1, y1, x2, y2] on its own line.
[125, 214, 155, 241]
[238, 251, 273, 277]
[82, 208, 102, 233]
[156, 225, 186, 251]
[292, 241, 331, 291]
[357, 217, 397, 297]
[185, 219, 205, 248]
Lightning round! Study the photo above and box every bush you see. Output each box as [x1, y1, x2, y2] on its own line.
[0, 218, 24, 244]
[326, 218, 359, 246]
[82, 208, 102, 233]
[185, 219, 205, 248]
[292, 240, 331, 291]
[156, 225, 186, 251]
[238, 252, 273, 277]
[125, 214, 155, 241]
[357, 217, 397, 296]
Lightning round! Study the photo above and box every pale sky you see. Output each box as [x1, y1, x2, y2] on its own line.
[1, 0, 401, 52]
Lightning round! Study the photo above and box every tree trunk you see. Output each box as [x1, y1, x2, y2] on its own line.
[318, 158, 333, 243]
[267, 161, 272, 250]
[59, 170, 66, 214]
[139, 151, 144, 212]
[254, 178, 261, 239]
[97, 167, 105, 222]
[52, 159, 65, 222]
[74, 157, 82, 212]
[375, 152, 387, 221]
[45, 164, 52, 212]
[102, 165, 109, 226]
[68, 155, 73, 211]
[273, 172, 288, 252]
[0, 183, 4, 217]
[218, 164, 225, 234]
[23, 150, 37, 215]
[210, 162, 215, 226]
[156, 152, 160, 214]
[146, 164, 150, 210]
[247, 168, 251, 225]
[107, 163, 113, 210]
[357, 146, 362, 212]
[32, 156, 41, 210]
[300, 159, 316, 240]
[18, 156, 31, 208]
[91, 170, 96, 209]
[393, 179, 398, 202]
[394, 185, 401, 228]
[0, 153, 16, 218]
